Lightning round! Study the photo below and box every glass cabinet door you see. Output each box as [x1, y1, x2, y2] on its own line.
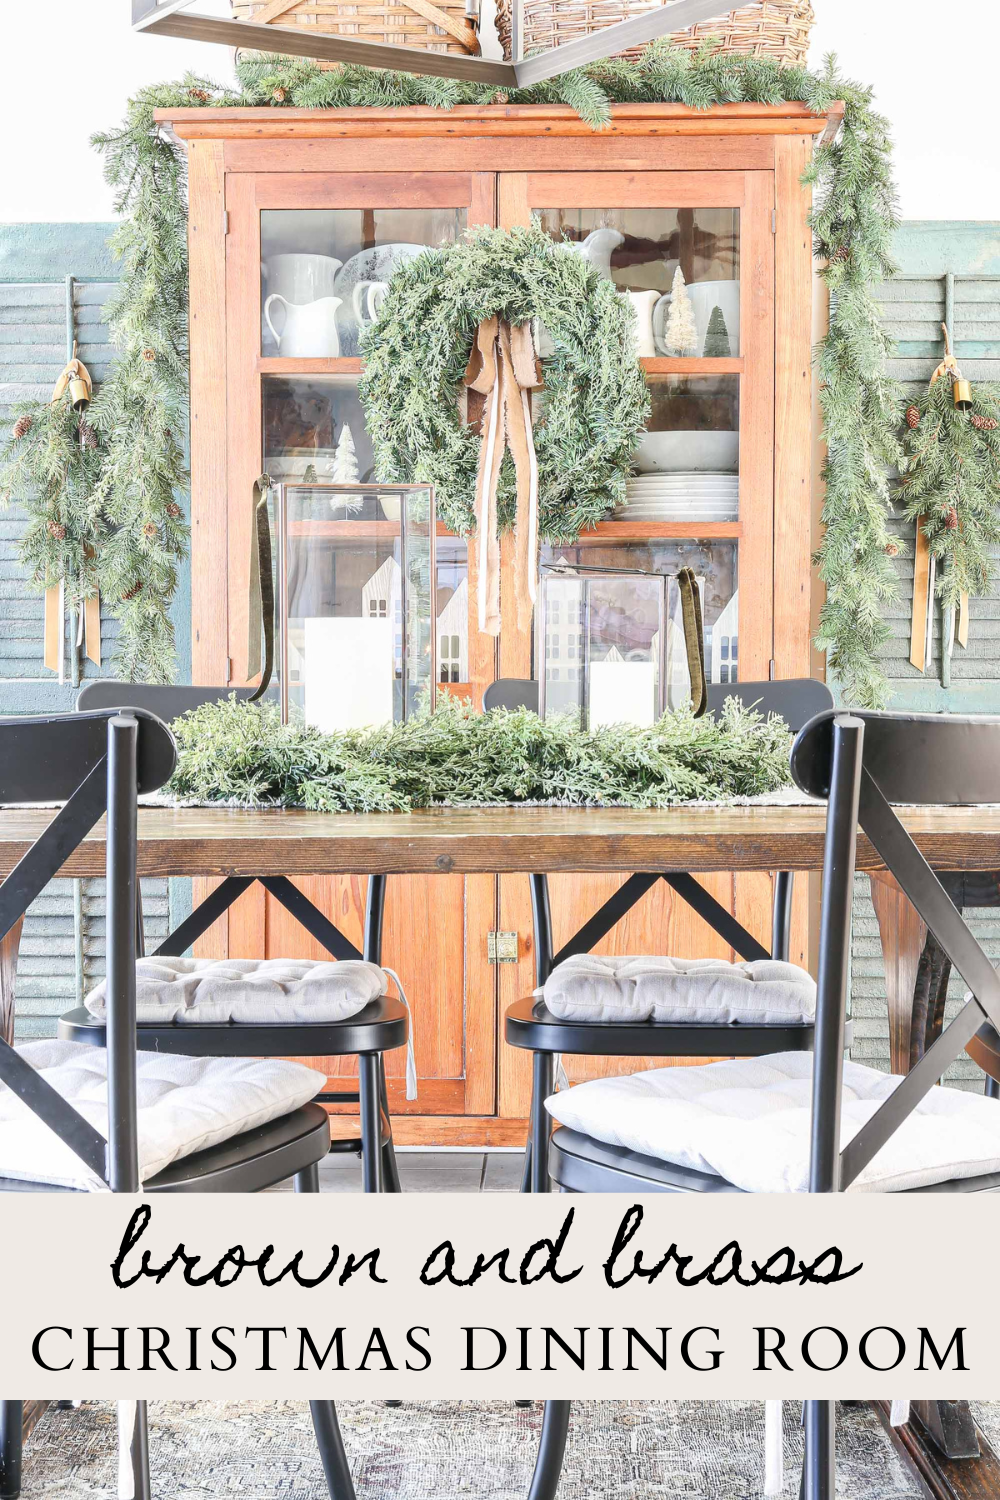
[226, 172, 495, 703]
[500, 169, 773, 691]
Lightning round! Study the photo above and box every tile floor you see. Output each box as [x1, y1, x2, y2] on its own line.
[270, 1150, 525, 1192]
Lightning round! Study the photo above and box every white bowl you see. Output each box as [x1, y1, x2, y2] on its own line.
[634, 431, 739, 473]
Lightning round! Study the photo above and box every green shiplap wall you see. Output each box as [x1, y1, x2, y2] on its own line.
[849, 221, 1000, 1091]
[0, 223, 191, 1038]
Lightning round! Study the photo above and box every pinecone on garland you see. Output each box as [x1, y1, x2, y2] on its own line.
[142, 348, 156, 362]
[121, 581, 142, 602]
[492, 91, 510, 104]
[972, 413, 999, 431]
[272, 87, 287, 103]
[143, 521, 158, 539]
[187, 87, 211, 102]
[165, 501, 182, 520]
[884, 541, 900, 557]
[829, 246, 850, 265]
[943, 506, 959, 530]
[47, 519, 66, 541]
[905, 404, 921, 430]
[13, 413, 33, 440]
[78, 420, 98, 449]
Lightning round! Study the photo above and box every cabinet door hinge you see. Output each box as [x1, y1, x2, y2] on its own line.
[771, 208, 777, 234]
[768, 659, 776, 680]
[487, 930, 519, 964]
[222, 210, 230, 235]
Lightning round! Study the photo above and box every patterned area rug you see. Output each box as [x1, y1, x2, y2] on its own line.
[22, 1400, 929, 1499]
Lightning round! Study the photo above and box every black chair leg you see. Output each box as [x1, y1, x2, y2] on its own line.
[528, 1401, 570, 1500]
[985, 1075, 1000, 1100]
[121, 1402, 152, 1500]
[294, 1162, 320, 1193]
[359, 1053, 384, 1193]
[520, 1136, 532, 1194]
[530, 1053, 554, 1193]
[803, 1401, 835, 1500]
[0, 1403, 22, 1500]
[310, 1402, 356, 1500]
[378, 1056, 402, 1193]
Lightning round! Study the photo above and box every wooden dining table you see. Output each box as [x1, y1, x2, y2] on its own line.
[3, 798, 1000, 1065]
[2, 800, 1000, 1488]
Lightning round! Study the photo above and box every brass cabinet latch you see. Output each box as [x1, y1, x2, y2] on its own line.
[487, 930, 519, 963]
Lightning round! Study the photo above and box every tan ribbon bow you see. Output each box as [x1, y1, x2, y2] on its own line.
[463, 316, 542, 636]
[930, 321, 961, 388]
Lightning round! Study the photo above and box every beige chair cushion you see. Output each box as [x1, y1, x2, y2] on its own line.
[85, 956, 388, 1026]
[545, 1051, 1000, 1193]
[0, 1040, 326, 1191]
[542, 954, 815, 1025]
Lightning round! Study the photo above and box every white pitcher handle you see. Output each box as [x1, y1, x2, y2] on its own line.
[352, 281, 371, 324]
[263, 293, 287, 349]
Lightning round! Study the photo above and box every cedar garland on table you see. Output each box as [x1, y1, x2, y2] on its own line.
[166, 693, 792, 812]
[0, 49, 900, 695]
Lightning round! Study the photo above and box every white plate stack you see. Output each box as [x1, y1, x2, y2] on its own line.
[615, 472, 739, 522]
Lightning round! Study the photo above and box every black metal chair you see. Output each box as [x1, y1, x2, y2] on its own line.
[0, 708, 351, 1500]
[536, 708, 1000, 1500]
[67, 681, 406, 1194]
[489, 676, 834, 1192]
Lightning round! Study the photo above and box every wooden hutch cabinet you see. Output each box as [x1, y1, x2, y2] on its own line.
[160, 99, 836, 1146]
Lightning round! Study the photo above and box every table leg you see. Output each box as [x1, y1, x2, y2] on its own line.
[867, 873, 926, 1075]
[878, 1402, 1000, 1498]
[0, 918, 24, 1048]
[868, 882, 987, 1471]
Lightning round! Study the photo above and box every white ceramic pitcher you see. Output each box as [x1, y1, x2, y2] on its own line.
[627, 290, 659, 357]
[264, 294, 342, 357]
[568, 227, 625, 278]
[263, 252, 342, 304]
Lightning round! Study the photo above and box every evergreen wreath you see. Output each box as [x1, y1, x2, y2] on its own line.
[166, 692, 792, 812]
[358, 223, 650, 537]
[2, 47, 896, 697]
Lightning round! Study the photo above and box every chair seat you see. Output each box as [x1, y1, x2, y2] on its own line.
[60, 996, 409, 1057]
[85, 956, 389, 1027]
[505, 994, 829, 1056]
[0, 1103, 332, 1193]
[544, 1051, 1000, 1194]
[0, 1040, 327, 1191]
[541, 953, 816, 1025]
[549, 1126, 1000, 1195]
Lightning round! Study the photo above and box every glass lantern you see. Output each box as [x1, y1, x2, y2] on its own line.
[273, 482, 436, 729]
[537, 562, 703, 728]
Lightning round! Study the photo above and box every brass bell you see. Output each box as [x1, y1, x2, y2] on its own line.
[68, 375, 91, 412]
[953, 378, 973, 412]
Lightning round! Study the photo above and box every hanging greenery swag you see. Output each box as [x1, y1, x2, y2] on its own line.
[166, 692, 792, 812]
[897, 348, 1000, 608]
[4, 47, 900, 701]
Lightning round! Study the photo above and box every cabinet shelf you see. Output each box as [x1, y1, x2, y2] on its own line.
[258, 356, 742, 377]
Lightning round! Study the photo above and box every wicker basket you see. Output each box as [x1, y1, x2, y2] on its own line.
[232, 0, 481, 66]
[495, 0, 813, 66]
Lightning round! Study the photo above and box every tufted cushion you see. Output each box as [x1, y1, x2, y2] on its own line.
[0, 1040, 326, 1191]
[85, 957, 388, 1026]
[545, 1052, 1000, 1193]
[542, 954, 815, 1025]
